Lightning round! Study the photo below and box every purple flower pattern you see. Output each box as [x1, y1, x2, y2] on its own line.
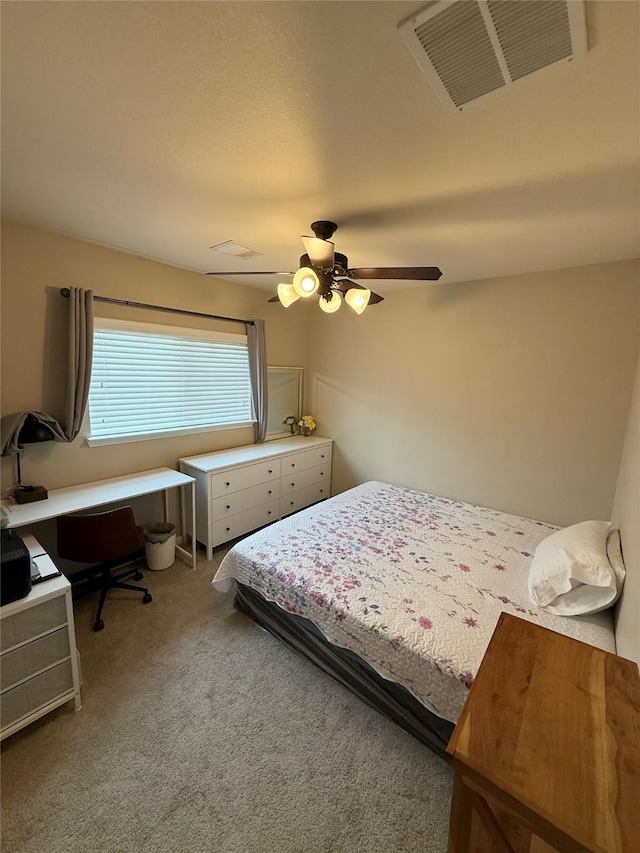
[214, 482, 617, 723]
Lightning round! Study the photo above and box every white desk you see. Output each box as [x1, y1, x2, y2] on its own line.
[1, 468, 197, 569]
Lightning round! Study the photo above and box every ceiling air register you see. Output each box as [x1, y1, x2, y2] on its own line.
[399, 0, 588, 111]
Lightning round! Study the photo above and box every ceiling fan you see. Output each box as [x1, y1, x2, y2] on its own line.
[205, 221, 442, 315]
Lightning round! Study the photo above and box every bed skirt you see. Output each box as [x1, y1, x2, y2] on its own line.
[234, 583, 455, 759]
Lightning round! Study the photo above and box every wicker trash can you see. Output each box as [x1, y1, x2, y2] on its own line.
[144, 523, 176, 570]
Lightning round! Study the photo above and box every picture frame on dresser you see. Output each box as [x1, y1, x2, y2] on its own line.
[179, 435, 333, 560]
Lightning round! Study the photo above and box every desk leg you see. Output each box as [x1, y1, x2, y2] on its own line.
[174, 481, 197, 570]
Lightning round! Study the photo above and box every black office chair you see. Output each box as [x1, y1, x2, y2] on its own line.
[56, 505, 152, 632]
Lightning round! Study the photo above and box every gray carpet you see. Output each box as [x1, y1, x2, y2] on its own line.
[1, 548, 453, 853]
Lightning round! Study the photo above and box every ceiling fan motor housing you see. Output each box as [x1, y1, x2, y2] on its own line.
[299, 250, 348, 275]
[310, 220, 338, 241]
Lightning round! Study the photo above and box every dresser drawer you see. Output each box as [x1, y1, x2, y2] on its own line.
[1, 596, 67, 653]
[210, 460, 281, 497]
[1, 658, 74, 731]
[281, 446, 331, 476]
[212, 481, 280, 518]
[280, 480, 330, 516]
[280, 464, 330, 496]
[213, 499, 280, 546]
[1, 627, 71, 692]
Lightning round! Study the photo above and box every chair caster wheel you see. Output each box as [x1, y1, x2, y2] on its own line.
[143, 593, 152, 604]
[133, 571, 144, 581]
[93, 619, 105, 631]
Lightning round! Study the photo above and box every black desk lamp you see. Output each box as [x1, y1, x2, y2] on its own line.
[14, 415, 54, 504]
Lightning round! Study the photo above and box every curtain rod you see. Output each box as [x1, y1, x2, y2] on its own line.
[59, 288, 254, 326]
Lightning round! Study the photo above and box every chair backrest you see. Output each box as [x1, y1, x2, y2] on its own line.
[57, 505, 143, 564]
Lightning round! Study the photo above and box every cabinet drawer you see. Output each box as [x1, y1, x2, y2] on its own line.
[213, 499, 280, 546]
[212, 481, 280, 518]
[281, 446, 331, 476]
[210, 460, 281, 497]
[1, 627, 71, 692]
[1, 658, 74, 731]
[1, 595, 67, 653]
[280, 464, 330, 496]
[280, 480, 330, 516]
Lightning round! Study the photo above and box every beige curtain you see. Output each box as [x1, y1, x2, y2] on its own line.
[1, 287, 94, 455]
[247, 319, 268, 443]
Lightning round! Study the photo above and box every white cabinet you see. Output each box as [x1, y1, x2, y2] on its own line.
[1, 539, 81, 741]
[179, 436, 333, 560]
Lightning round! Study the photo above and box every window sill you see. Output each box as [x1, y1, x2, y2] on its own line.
[86, 421, 255, 447]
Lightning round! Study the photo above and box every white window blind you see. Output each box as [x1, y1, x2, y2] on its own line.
[88, 319, 254, 445]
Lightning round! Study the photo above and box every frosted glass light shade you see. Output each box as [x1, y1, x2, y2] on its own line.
[293, 267, 320, 297]
[277, 283, 300, 308]
[345, 288, 371, 314]
[319, 291, 342, 313]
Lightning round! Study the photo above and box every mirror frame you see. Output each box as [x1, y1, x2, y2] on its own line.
[265, 366, 304, 440]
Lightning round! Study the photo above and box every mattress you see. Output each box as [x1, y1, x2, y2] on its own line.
[212, 482, 616, 723]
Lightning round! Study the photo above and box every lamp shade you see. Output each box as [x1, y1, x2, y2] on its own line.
[345, 288, 371, 315]
[319, 291, 342, 314]
[277, 283, 301, 308]
[293, 267, 320, 298]
[17, 415, 55, 447]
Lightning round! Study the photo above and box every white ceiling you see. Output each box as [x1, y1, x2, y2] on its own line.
[2, 1, 639, 293]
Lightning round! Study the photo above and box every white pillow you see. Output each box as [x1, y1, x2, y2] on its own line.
[528, 520, 623, 616]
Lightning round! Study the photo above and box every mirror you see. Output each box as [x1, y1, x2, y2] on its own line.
[266, 366, 304, 439]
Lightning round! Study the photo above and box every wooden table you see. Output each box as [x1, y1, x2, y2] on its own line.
[447, 612, 639, 853]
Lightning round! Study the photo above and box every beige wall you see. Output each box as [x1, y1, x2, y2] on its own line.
[305, 260, 639, 528]
[2, 219, 638, 538]
[612, 353, 640, 664]
[1, 219, 311, 495]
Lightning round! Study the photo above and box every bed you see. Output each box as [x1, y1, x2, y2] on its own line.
[212, 482, 617, 756]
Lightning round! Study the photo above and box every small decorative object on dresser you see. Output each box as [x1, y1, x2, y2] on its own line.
[179, 435, 332, 560]
[297, 414, 316, 436]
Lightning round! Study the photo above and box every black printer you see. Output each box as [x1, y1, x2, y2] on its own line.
[1, 528, 32, 605]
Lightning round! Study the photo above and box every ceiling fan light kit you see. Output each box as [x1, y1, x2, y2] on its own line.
[292, 267, 320, 297]
[345, 288, 371, 315]
[207, 220, 442, 316]
[319, 291, 342, 314]
[277, 282, 300, 308]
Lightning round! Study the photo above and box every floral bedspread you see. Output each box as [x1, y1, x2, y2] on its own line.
[212, 482, 616, 722]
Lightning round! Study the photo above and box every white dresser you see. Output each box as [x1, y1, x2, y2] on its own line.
[1, 537, 81, 740]
[179, 436, 333, 560]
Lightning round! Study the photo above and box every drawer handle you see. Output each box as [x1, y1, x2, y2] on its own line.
[321, 454, 325, 459]
[268, 490, 272, 495]
[225, 481, 230, 487]
[320, 489, 324, 494]
[290, 482, 295, 487]
[268, 469, 273, 474]
[268, 511, 272, 515]
[226, 505, 230, 510]
[226, 526, 230, 532]
[320, 472, 324, 476]
[290, 500, 294, 505]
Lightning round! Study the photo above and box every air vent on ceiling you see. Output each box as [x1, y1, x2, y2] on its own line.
[210, 240, 263, 259]
[398, 0, 588, 112]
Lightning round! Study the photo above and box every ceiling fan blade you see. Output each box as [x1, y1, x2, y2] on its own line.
[332, 280, 384, 304]
[267, 294, 281, 303]
[205, 270, 293, 276]
[301, 236, 334, 269]
[347, 267, 442, 281]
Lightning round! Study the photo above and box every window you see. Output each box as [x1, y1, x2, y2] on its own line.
[87, 318, 254, 446]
